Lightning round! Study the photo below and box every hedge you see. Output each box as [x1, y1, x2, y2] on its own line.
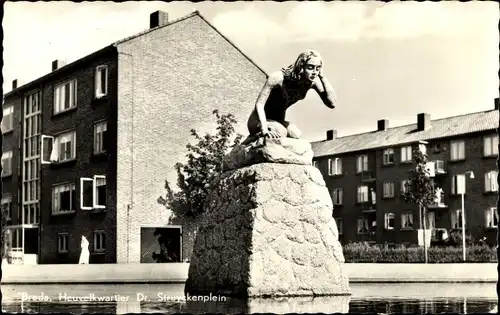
[343, 243, 497, 263]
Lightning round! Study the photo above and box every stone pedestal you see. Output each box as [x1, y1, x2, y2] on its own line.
[184, 138, 350, 298]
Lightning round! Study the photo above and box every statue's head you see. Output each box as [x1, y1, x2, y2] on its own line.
[283, 50, 323, 82]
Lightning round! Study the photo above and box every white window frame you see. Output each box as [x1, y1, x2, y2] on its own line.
[485, 207, 498, 228]
[385, 213, 395, 230]
[483, 135, 498, 157]
[383, 148, 394, 165]
[80, 177, 94, 210]
[331, 188, 343, 205]
[356, 155, 368, 173]
[1, 150, 13, 177]
[357, 185, 369, 203]
[57, 131, 77, 162]
[52, 183, 76, 214]
[93, 175, 106, 209]
[54, 79, 78, 114]
[335, 218, 343, 235]
[40, 131, 76, 164]
[383, 181, 395, 198]
[93, 230, 106, 252]
[2, 105, 14, 133]
[41, 135, 54, 164]
[401, 212, 414, 229]
[95, 65, 108, 98]
[485, 170, 498, 192]
[401, 146, 412, 162]
[93, 121, 107, 154]
[328, 158, 342, 176]
[312, 160, 319, 168]
[57, 233, 69, 253]
[450, 140, 465, 161]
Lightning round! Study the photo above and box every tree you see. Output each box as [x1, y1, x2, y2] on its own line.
[403, 146, 435, 263]
[158, 110, 243, 219]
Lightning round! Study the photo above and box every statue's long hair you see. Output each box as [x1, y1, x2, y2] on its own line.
[282, 50, 323, 81]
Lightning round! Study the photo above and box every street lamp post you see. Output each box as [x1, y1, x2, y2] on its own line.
[458, 171, 475, 262]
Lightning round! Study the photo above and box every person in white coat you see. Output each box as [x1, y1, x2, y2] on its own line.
[78, 235, 90, 264]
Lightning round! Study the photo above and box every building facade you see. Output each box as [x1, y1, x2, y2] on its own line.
[312, 102, 499, 247]
[1, 10, 266, 264]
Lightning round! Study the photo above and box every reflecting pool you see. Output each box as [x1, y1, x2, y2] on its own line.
[1, 282, 497, 314]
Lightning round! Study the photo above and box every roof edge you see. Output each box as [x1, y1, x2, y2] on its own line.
[311, 127, 498, 158]
[4, 45, 116, 99]
[113, 11, 199, 46]
[195, 11, 268, 78]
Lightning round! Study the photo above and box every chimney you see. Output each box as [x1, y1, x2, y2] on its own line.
[417, 113, 431, 131]
[150, 10, 169, 29]
[377, 119, 389, 131]
[12, 79, 18, 90]
[326, 129, 338, 141]
[52, 59, 67, 72]
[495, 98, 499, 110]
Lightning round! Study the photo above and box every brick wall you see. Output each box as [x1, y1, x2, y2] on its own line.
[115, 14, 266, 263]
[38, 54, 119, 264]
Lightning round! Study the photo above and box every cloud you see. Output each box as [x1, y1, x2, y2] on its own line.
[211, 1, 498, 44]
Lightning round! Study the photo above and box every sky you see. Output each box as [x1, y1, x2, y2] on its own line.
[3, 1, 499, 141]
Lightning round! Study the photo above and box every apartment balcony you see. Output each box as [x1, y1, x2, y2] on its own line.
[360, 170, 376, 182]
[426, 160, 446, 177]
[427, 190, 447, 209]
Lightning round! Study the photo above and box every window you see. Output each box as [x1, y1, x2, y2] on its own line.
[41, 131, 76, 164]
[312, 160, 319, 168]
[401, 213, 414, 229]
[451, 174, 466, 195]
[450, 140, 465, 161]
[485, 207, 498, 228]
[418, 143, 427, 156]
[357, 217, 369, 234]
[328, 158, 342, 175]
[58, 233, 68, 253]
[54, 79, 77, 114]
[94, 121, 107, 154]
[401, 180, 410, 194]
[331, 188, 343, 205]
[485, 171, 498, 192]
[2, 105, 14, 133]
[356, 155, 368, 173]
[335, 218, 343, 235]
[80, 175, 106, 210]
[427, 212, 435, 230]
[1, 195, 12, 221]
[383, 148, 394, 165]
[1, 150, 13, 177]
[383, 181, 395, 198]
[451, 210, 463, 229]
[357, 185, 369, 203]
[484, 135, 499, 157]
[385, 213, 395, 230]
[93, 230, 106, 252]
[52, 183, 76, 214]
[401, 146, 412, 162]
[95, 65, 108, 98]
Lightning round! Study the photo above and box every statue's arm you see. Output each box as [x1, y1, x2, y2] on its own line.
[255, 71, 283, 135]
[313, 74, 337, 109]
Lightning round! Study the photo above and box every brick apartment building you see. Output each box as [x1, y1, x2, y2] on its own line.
[1, 10, 266, 264]
[312, 100, 499, 247]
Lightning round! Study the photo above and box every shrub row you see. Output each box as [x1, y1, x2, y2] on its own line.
[343, 242, 497, 263]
